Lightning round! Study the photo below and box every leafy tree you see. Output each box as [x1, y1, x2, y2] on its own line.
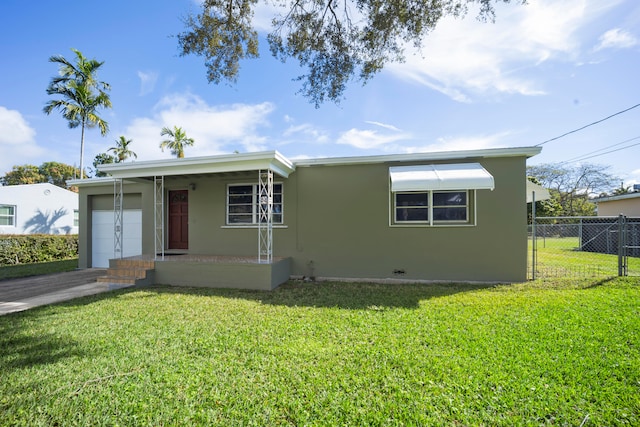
[108, 136, 137, 162]
[526, 176, 562, 222]
[1, 165, 44, 185]
[610, 182, 632, 196]
[92, 153, 117, 177]
[177, 0, 525, 106]
[527, 163, 619, 216]
[1, 163, 81, 187]
[43, 48, 112, 178]
[39, 162, 81, 186]
[160, 126, 195, 158]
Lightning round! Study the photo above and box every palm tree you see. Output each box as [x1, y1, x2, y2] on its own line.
[43, 49, 112, 178]
[108, 136, 137, 163]
[159, 126, 194, 158]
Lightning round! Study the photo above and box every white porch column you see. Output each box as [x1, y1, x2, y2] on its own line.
[154, 176, 165, 260]
[258, 169, 273, 263]
[113, 178, 123, 259]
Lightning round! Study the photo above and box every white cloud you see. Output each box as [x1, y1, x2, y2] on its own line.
[282, 123, 329, 144]
[594, 28, 639, 51]
[386, 0, 618, 101]
[337, 128, 411, 150]
[396, 132, 512, 154]
[121, 93, 275, 160]
[0, 106, 36, 145]
[365, 121, 402, 132]
[137, 71, 159, 96]
[0, 106, 46, 174]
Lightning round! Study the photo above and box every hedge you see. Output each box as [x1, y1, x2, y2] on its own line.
[0, 235, 78, 266]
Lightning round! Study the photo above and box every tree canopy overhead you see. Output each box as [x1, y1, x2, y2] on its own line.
[177, 0, 524, 106]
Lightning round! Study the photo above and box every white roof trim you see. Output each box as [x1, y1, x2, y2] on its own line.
[390, 163, 495, 192]
[295, 146, 541, 167]
[97, 150, 295, 179]
[526, 181, 551, 203]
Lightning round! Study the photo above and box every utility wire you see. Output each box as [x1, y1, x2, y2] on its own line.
[559, 135, 640, 164]
[561, 139, 640, 163]
[535, 103, 640, 146]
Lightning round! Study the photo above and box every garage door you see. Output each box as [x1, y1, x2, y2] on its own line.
[92, 210, 142, 268]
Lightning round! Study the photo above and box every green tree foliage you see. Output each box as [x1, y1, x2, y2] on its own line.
[1, 163, 80, 187]
[177, 0, 525, 106]
[1, 165, 44, 185]
[526, 176, 562, 222]
[39, 162, 81, 186]
[108, 136, 137, 162]
[160, 126, 195, 158]
[527, 163, 619, 217]
[43, 48, 112, 178]
[92, 153, 117, 177]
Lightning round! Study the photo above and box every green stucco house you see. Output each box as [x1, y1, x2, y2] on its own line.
[69, 146, 541, 289]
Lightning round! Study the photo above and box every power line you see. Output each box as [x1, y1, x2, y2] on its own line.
[535, 103, 640, 146]
[562, 138, 640, 164]
[559, 135, 640, 164]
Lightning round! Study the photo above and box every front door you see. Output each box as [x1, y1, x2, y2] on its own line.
[168, 190, 188, 250]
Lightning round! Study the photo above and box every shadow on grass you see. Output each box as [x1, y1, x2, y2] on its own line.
[0, 320, 86, 371]
[127, 280, 500, 310]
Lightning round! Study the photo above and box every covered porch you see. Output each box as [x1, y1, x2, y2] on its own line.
[93, 151, 296, 290]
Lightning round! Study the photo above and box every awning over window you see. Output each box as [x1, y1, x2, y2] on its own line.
[526, 180, 551, 203]
[389, 163, 495, 192]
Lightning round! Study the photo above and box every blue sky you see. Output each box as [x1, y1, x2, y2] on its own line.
[1, 0, 639, 187]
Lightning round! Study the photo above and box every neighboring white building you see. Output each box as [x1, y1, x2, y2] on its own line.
[0, 183, 79, 235]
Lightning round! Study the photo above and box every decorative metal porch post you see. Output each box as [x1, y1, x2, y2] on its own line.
[154, 176, 165, 260]
[258, 169, 274, 263]
[113, 178, 123, 260]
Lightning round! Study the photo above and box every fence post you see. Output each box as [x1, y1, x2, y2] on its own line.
[618, 214, 626, 276]
[531, 191, 536, 280]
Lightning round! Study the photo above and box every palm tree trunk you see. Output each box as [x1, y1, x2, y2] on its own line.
[80, 118, 86, 179]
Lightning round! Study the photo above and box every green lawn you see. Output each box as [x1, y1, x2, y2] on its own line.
[0, 259, 78, 281]
[531, 237, 640, 278]
[1, 278, 639, 426]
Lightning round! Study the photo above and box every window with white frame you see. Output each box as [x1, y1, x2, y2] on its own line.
[393, 190, 472, 225]
[0, 205, 16, 226]
[227, 183, 283, 225]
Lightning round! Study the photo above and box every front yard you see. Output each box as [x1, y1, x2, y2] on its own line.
[1, 278, 638, 426]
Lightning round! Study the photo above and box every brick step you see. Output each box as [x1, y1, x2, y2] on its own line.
[110, 259, 155, 270]
[105, 267, 148, 279]
[96, 275, 139, 285]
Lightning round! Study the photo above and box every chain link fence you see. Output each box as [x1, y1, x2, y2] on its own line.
[529, 216, 640, 279]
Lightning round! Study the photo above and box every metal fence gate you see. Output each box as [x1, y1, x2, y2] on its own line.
[529, 215, 640, 279]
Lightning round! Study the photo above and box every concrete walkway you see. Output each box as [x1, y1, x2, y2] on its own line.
[0, 269, 133, 315]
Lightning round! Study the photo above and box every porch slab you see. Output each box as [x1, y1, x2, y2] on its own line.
[152, 255, 291, 290]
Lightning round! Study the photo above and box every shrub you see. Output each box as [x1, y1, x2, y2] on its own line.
[0, 235, 78, 266]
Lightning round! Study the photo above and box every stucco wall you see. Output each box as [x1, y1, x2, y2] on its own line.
[597, 197, 640, 217]
[0, 183, 78, 235]
[78, 155, 529, 283]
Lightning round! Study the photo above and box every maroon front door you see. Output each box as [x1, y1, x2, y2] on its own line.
[168, 190, 188, 250]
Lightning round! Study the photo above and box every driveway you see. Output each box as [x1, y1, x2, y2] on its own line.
[0, 269, 132, 315]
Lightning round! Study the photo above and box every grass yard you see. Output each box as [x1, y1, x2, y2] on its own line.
[531, 237, 640, 278]
[0, 259, 78, 281]
[1, 278, 639, 426]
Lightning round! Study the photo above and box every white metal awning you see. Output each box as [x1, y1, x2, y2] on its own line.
[389, 163, 495, 192]
[526, 180, 551, 203]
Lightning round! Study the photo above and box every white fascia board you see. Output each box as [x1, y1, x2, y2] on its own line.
[294, 146, 542, 167]
[67, 177, 140, 187]
[98, 150, 296, 179]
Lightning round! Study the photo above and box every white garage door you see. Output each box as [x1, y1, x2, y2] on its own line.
[92, 210, 142, 268]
